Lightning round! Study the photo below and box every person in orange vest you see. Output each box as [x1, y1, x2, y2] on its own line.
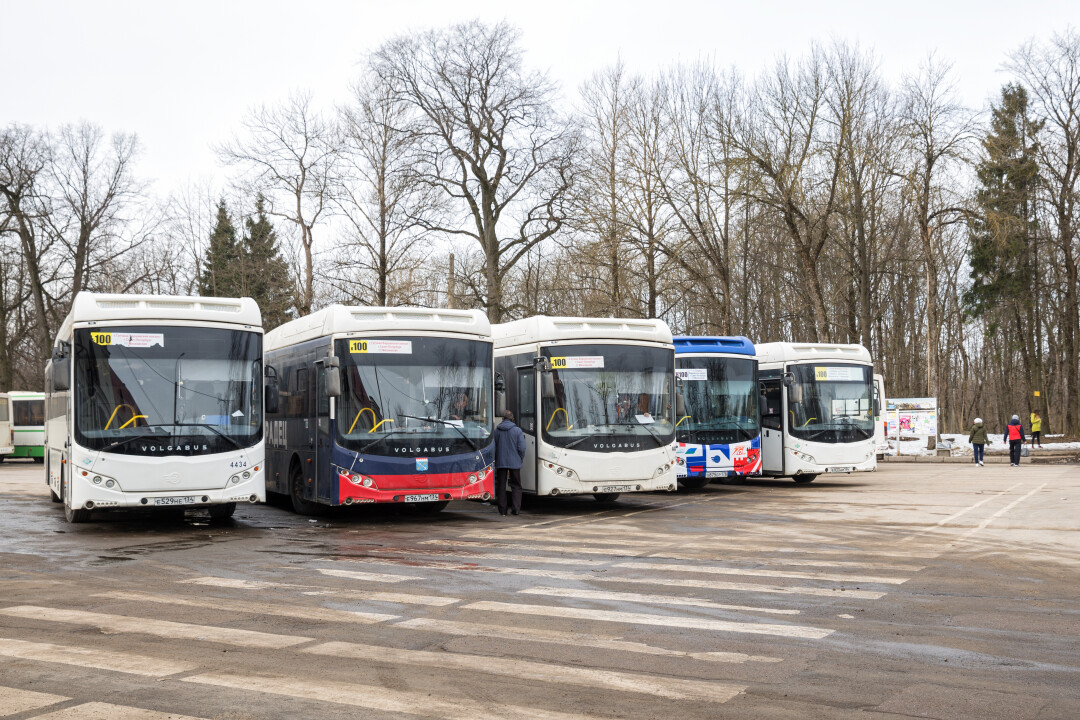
[1030, 411, 1043, 449]
[1004, 414, 1025, 466]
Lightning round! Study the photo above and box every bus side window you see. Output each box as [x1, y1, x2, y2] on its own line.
[296, 368, 309, 418]
[518, 369, 535, 434]
[761, 379, 782, 430]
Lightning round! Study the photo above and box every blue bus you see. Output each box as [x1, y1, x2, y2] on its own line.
[263, 306, 496, 515]
[674, 336, 761, 489]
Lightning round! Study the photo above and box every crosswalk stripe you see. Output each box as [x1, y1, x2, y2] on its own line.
[180, 576, 457, 606]
[183, 672, 622, 720]
[94, 591, 399, 625]
[325, 558, 887, 599]
[461, 601, 833, 639]
[0, 637, 196, 677]
[313, 568, 422, 583]
[0, 684, 68, 716]
[518, 586, 801, 614]
[30, 702, 212, 720]
[614, 561, 910, 585]
[392, 618, 782, 664]
[0, 606, 311, 650]
[955, 483, 1048, 542]
[303, 641, 746, 703]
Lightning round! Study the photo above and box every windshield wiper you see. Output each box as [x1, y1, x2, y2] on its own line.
[633, 421, 667, 449]
[399, 414, 478, 451]
[102, 430, 163, 452]
[181, 423, 244, 450]
[357, 428, 406, 455]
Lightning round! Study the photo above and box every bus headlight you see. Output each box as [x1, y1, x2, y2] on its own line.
[93, 476, 102, 484]
[242, 471, 251, 479]
[467, 474, 478, 484]
[230, 475, 240, 484]
[105, 480, 115, 488]
[362, 476, 374, 487]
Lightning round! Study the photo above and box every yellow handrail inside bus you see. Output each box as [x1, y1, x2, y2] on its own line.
[546, 408, 572, 431]
[790, 410, 817, 428]
[370, 418, 394, 433]
[105, 404, 139, 430]
[349, 407, 377, 435]
[676, 415, 692, 427]
[119, 415, 147, 429]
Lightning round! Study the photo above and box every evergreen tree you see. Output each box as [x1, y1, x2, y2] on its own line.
[965, 84, 1042, 319]
[198, 199, 242, 298]
[242, 194, 294, 330]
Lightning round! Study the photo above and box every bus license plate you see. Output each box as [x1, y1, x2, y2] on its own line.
[601, 485, 632, 492]
[404, 494, 440, 503]
[706, 471, 727, 478]
[827, 467, 853, 473]
[153, 496, 197, 506]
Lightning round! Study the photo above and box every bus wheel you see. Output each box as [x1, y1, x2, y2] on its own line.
[290, 463, 325, 516]
[593, 493, 620, 503]
[679, 477, 709, 491]
[793, 475, 818, 484]
[209, 503, 236, 520]
[413, 500, 449, 514]
[33, 457, 44, 464]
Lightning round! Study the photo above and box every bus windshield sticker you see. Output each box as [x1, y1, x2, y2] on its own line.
[814, 366, 856, 381]
[675, 368, 707, 381]
[91, 332, 165, 348]
[349, 339, 413, 354]
[551, 356, 604, 370]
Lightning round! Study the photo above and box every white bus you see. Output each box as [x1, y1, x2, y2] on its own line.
[873, 373, 889, 456]
[0, 393, 13, 459]
[494, 316, 679, 502]
[756, 342, 877, 482]
[45, 292, 266, 523]
[9, 391, 45, 461]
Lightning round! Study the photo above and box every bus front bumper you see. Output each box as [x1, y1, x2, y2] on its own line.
[68, 475, 265, 511]
[337, 468, 494, 505]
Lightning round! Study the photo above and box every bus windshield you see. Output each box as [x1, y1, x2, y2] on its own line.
[73, 326, 263, 456]
[541, 344, 674, 452]
[335, 337, 493, 457]
[676, 356, 758, 445]
[788, 363, 873, 443]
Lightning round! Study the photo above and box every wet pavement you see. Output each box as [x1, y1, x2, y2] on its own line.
[1, 460, 1078, 719]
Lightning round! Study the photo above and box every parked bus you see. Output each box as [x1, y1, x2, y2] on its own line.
[493, 316, 679, 502]
[873, 373, 889, 456]
[45, 292, 266, 523]
[263, 305, 495, 515]
[9, 391, 45, 462]
[674, 336, 761, 489]
[756, 342, 877, 482]
[0, 393, 13, 459]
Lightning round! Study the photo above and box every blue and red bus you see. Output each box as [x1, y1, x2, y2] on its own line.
[263, 306, 495, 515]
[674, 336, 761, 489]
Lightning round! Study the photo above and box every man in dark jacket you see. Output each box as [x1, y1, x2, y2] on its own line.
[1005, 414, 1026, 466]
[494, 410, 526, 516]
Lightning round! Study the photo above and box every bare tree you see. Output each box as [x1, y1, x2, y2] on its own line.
[372, 20, 577, 321]
[217, 92, 338, 315]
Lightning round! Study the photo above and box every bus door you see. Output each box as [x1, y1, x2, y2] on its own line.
[760, 375, 784, 474]
[315, 357, 338, 503]
[516, 366, 538, 492]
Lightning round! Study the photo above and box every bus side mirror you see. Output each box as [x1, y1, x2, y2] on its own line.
[873, 398, 881, 416]
[789, 384, 803, 405]
[322, 356, 341, 398]
[495, 373, 507, 417]
[675, 392, 686, 417]
[51, 358, 70, 392]
[264, 365, 280, 415]
[541, 372, 556, 400]
[783, 372, 794, 388]
[759, 393, 768, 417]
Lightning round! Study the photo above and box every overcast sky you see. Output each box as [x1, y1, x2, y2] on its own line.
[3, 0, 1078, 197]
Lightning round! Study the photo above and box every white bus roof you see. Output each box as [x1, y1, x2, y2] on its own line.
[265, 305, 491, 351]
[58, 292, 261, 339]
[755, 341, 872, 366]
[6, 391, 43, 399]
[494, 316, 673, 348]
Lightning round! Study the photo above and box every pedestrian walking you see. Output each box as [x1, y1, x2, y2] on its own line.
[494, 410, 526, 516]
[968, 418, 988, 466]
[1005, 414, 1026, 467]
[1030, 411, 1043, 449]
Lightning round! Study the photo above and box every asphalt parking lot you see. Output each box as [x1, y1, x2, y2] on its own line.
[1, 460, 1078, 719]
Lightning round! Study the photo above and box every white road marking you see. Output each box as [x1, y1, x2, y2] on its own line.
[184, 672, 684, 719]
[899, 483, 1023, 542]
[0, 637, 196, 677]
[181, 576, 457, 606]
[0, 684, 68, 716]
[94, 591, 399, 625]
[31, 703, 212, 720]
[615, 561, 909, 585]
[0, 606, 311, 650]
[462, 601, 834, 639]
[520, 586, 801, 615]
[955, 484, 1048, 543]
[392, 617, 782, 664]
[313, 568, 423, 583]
[303, 641, 746, 703]
[326, 559, 887, 599]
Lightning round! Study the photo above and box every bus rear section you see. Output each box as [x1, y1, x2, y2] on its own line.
[0, 393, 13, 458]
[674, 336, 761, 489]
[756, 342, 877, 483]
[494, 316, 679, 502]
[46, 292, 267, 523]
[264, 306, 495, 515]
[9, 391, 45, 461]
